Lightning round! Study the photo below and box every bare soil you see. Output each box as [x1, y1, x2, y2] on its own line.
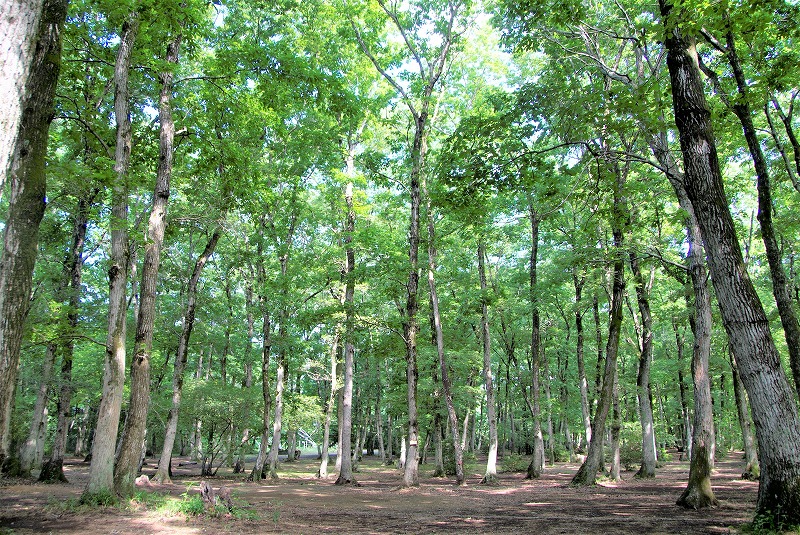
[0, 452, 757, 534]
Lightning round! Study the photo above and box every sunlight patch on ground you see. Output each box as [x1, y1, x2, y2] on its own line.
[522, 502, 554, 507]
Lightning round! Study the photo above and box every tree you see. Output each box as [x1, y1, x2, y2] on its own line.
[0, 0, 68, 471]
[85, 9, 138, 498]
[114, 30, 181, 496]
[0, 0, 45, 193]
[349, 0, 468, 487]
[660, 0, 800, 525]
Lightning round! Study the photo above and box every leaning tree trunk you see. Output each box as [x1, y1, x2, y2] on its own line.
[572, 159, 627, 486]
[730, 350, 759, 480]
[424, 178, 464, 485]
[114, 34, 180, 497]
[675, 181, 718, 509]
[153, 228, 222, 484]
[0, 0, 45, 193]
[526, 207, 545, 479]
[647, 109, 717, 508]
[478, 240, 499, 485]
[85, 11, 138, 497]
[660, 3, 800, 524]
[721, 28, 800, 403]
[0, 0, 66, 471]
[336, 183, 356, 485]
[629, 251, 656, 479]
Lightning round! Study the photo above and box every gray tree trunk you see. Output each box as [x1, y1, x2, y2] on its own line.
[154, 229, 221, 483]
[318, 334, 338, 478]
[660, 4, 800, 523]
[0, 0, 66, 471]
[526, 209, 545, 479]
[85, 12, 137, 496]
[114, 34, 180, 496]
[572, 158, 626, 486]
[730, 350, 759, 480]
[478, 241, 499, 484]
[0, 0, 44, 192]
[630, 251, 656, 479]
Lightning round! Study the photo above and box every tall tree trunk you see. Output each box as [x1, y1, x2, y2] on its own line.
[675, 185, 718, 509]
[572, 159, 626, 486]
[85, 12, 137, 496]
[38, 193, 93, 482]
[18, 341, 54, 475]
[424, 178, 464, 485]
[660, 4, 800, 523]
[609, 369, 621, 481]
[630, 251, 656, 479]
[0, 0, 66, 470]
[266, 344, 286, 479]
[153, 228, 222, 483]
[0, 0, 45, 193]
[375, 398, 385, 464]
[573, 272, 591, 449]
[114, 34, 180, 496]
[478, 240, 498, 485]
[647, 104, 717, 508]
[318, 334, 338, 478]
[526, 208, 545, 479]
[717, 27, 800, 403]
[336, 183, 356, 485]
[249, 245, 272, 481]
[729, 350, 759, 480]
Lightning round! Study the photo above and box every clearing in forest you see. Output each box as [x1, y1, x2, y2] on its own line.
[0, 452, 758, 534]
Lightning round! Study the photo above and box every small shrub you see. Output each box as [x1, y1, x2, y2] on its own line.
[500, 453, 529, 473]
[551, 446, 570, 463]
[443, 449, 476, 476]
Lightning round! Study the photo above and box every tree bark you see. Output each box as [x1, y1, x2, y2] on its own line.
[572, 159, 626, 486]
[153, 228, 222, 483]
[629, 251, 656, 479]
[660, 3, 800, 523]
[318, 333, 338, 478]
[0, 0, 66, 471]
[478, 240, 499, 485]
[730, 350, 759, 480]
[85, 11, 137, 497]
[114, 33, 180, 496]
[336, 183, 356, 485]
[38, 192, 93, 482]
[249, 224, 272, 482]
[425, 178, 464, 485]
[0, 0, 45, 192]
[18, 341, 54, 475]
[526, 208, 545, 479]
[718, 27, 800, 403]
[573, 272, 591, 449]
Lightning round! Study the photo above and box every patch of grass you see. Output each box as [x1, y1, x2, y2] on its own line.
[79, 489, 120, 507]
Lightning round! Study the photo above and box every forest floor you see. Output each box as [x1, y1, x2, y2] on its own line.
[0, 450, 760, 534]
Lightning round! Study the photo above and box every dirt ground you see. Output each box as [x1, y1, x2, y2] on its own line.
[0, 451, 758, 534]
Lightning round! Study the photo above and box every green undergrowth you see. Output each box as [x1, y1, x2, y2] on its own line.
[48, 483, 258, 521]
[741, 510, 800, 535]
[499, 453, 529, 473]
